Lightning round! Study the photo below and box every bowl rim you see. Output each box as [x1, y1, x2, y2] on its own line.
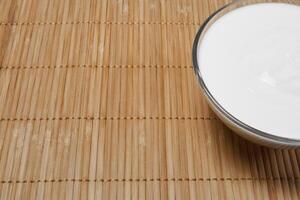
[192, 0, 300, 146]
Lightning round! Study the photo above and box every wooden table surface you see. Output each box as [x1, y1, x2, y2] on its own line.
[0, 0, 299, 199]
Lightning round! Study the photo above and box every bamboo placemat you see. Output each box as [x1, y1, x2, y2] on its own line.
[0, 0, 299, 199]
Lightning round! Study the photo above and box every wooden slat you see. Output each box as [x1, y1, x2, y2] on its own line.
[0, 0, 221, 24]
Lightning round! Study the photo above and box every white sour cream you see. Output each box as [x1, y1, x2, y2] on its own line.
[197, 3, 300, 140]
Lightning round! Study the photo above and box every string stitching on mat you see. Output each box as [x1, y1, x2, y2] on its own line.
[0, 21, 201, 26]
[0, 116, 217, 122]
[0, 64, 194, 70]
[1, 177, 298, 184]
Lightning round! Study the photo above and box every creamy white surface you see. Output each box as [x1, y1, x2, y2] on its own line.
[197, 3, 300, 140]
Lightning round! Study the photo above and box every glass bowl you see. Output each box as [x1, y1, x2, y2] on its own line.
[192, 0, 300, 148]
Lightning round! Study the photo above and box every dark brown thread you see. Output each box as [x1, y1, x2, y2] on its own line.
[0, 21, 201, 26]
[0, 64, 194, 70]
[0, 116, 217, 122]
[0, 177, 298, 184]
